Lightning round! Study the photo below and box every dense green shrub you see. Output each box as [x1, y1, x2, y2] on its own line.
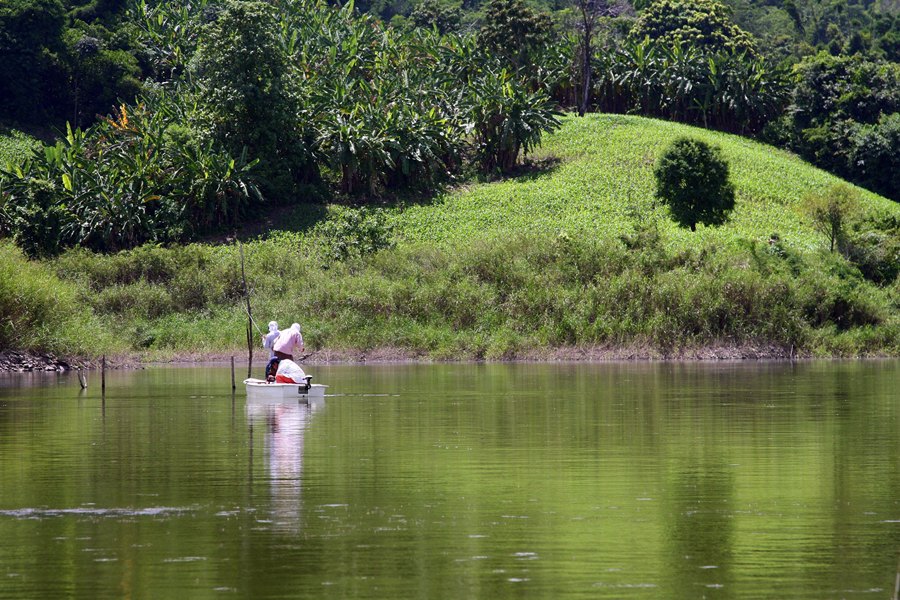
[127, 0, 211, 83]
[54, 242, 224, 290]
[801, 184, 861, 253]
[654, 137, 735, 231]
[54, 245, 186, 289]
[845, 213, 900, 286]
[843, 114, 900, 202]
[192, 0, 315, 198]
[478, 0, 553, 71]
[0, 99, 262, 255]
[65, 34, 143, 128]
[8, 178, 74, 258]
[791, 54, 899, 132]
[0, 0, 68, 123]
[630, 0, 758, 56]
[314, 206, 396, 263]
[0, 129, 41, 168]
[795, 260, 887, 331]
[466, 67, 562, 173]
[299, 5, 466, 195]
[409, 0, 462, 34]
[0, 0, 149, 129]
[93, 281, 174, 319]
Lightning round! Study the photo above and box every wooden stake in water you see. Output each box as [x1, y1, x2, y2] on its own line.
[893, 555, 900, 600]
[231, 356, 236, 391]
[101, 356, 106, 395]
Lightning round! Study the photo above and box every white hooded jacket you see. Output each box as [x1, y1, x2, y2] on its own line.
[262, 321, 280, 359]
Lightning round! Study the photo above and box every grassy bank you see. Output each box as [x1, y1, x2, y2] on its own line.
[0, 242, 119, 357]
[36, 230, 898, 360]
[2, 115, 898, 362]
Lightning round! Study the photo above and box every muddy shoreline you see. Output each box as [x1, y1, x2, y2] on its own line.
[0, 351, 84, 373]
[0, 343, 823, 373]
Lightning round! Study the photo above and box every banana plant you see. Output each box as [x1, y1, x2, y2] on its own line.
[465, 66, 562, 174]
[593, 37, 789, 134]
[0, 94, 264, 254]
[128, 0, 210, 82]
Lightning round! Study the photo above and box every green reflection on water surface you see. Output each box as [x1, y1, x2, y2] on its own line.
[0, 361, 897, 599]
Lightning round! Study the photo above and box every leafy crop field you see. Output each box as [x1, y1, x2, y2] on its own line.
[0, 130, 40, 168]
[392, 114, 898, 252]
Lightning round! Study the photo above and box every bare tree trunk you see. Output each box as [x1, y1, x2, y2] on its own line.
[580, 34, 592, 116]
[578, 1, 594, 117]
[577, 0, 621, 117]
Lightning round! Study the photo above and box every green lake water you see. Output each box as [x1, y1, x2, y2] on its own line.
[0, 361, 897, 599]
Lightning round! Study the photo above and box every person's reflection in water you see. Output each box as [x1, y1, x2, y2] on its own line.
[246, 399, 323, 533]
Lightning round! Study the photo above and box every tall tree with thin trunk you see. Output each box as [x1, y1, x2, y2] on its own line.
[575, 0, 623, 116]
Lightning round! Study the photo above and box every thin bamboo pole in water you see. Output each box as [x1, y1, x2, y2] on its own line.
[239, 241, 253, 379]
[893, 556, 899, 600]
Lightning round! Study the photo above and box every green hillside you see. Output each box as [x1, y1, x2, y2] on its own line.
[2, 115, 898, 363]
[392, 114, 898, 252]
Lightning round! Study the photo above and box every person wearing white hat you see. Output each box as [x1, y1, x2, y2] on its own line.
[273, 322, 304, 361]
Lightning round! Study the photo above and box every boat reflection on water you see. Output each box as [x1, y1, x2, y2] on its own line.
[246, 397, 324, 533]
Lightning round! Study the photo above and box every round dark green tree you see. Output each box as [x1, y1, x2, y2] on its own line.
[478, 0, 553, 70]
[654, 138, 735, 231]
[630, 0, 757, 56]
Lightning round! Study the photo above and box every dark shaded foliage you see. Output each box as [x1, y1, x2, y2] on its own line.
[478, 0, 554, 70]
[409, 0, 462, 33]
[192, 0, 316, 198]
[0, 0, 68, 123]
[787, 52, 900, 201]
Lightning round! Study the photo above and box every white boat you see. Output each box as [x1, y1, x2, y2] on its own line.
[243, 377, 328, 402]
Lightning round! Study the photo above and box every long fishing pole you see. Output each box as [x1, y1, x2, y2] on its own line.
[239, 240, 254, 378]
[242, 302, 264, 337]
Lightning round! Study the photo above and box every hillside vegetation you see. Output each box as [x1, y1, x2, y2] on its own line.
[3, 115, 897, 362]
[0, 129, 40, 168]
[392, 115, 895, 249]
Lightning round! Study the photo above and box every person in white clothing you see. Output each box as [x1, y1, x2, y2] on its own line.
[274, 359, 307, 384]
[262, 321, 280, 378]
[262, 321, 280, 356]
[273, 322, 304, 360]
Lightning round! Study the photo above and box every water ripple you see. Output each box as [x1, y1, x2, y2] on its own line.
[0, 506, 194, 519]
